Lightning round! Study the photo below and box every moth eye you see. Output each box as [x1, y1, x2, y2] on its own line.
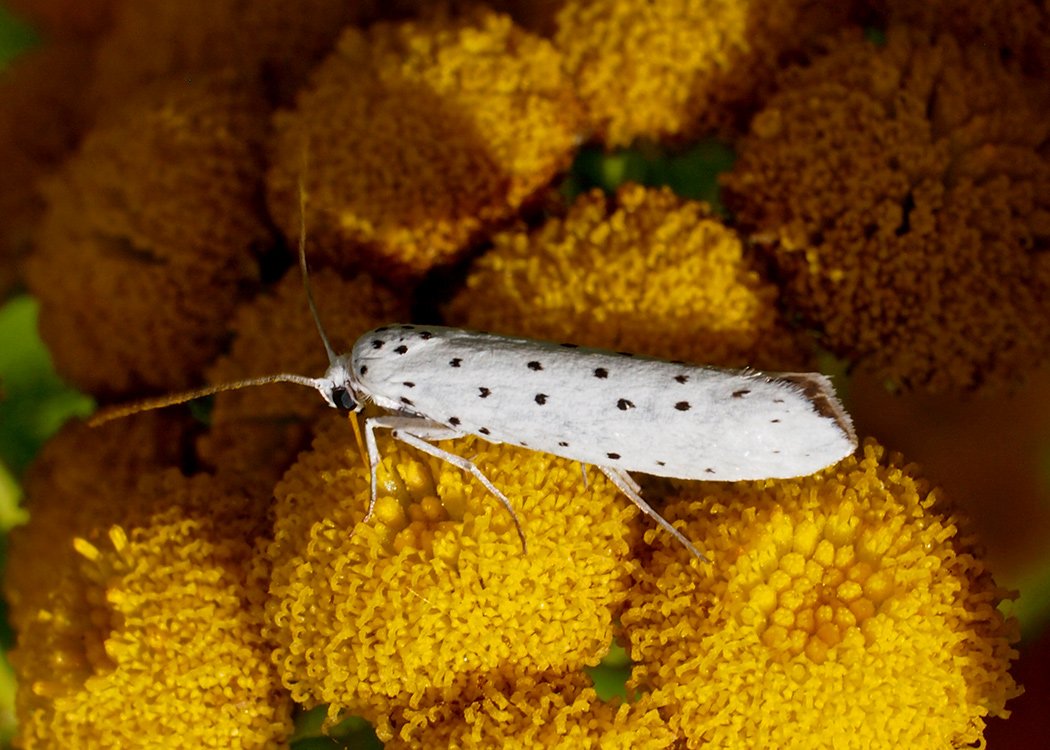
[331, 387, 357, 411]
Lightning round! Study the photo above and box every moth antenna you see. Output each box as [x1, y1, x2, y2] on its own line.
[87, 373, 321, 427]
[298, 177, 337, 365]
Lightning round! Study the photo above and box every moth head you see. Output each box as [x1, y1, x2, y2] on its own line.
[317, 354, 362, 413]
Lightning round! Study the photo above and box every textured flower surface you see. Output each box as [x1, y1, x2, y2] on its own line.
[623, 440, 1021, 748]
[24, 73, 272, 396]
[445, 184, 811, 371]
[388, 672, 677, 749]
[263, 418, 637, 743]
[554, 0, 855, 145]
[722, 27, 1050, 393]
[5, 421, 291, 748]
[0, 3, 1037, 748]
[267, 8, 583, 282]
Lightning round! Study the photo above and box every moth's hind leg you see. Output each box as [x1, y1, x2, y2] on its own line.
[596, 466, 709, 563]
[363, 415, 527, 553]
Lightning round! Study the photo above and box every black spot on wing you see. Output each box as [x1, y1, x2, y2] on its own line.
[448, 416, 461, 426]
[478, 427, 491, 435]
[479, 387, 491, 398]
[420, 331, 433, 340]
[607, 452, 620, 460]
[450, 358, 462, 367]
[359, 365, 368, 376]
[594, 367, 608, 379]
[558, 441, 569, 447]
[527, 361, 543, 371]
[371, 339, 384, 349]
[674, 374, 688, 384]
[394, 345, 408, 355]
[732, 389, 751, 398]
[535, 393, 548, 405]
[617, 398, 634, 411]
[400, 396, 414, 406]
[675, 401, 691, 411]
[403, 381, 415, 388]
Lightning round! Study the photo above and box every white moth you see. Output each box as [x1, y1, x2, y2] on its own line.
[91, 214, 857, 562]
[314, 326, 856, 560]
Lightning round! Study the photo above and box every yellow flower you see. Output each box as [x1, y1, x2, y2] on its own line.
[198, 267, 408, 484]
[6, 421, 290, 748]
[389, 672, 677, 749]
[721, 28, 1050, 393]
[0, 41, 93, 297]
[24, 73, 271, 396]
[262, 417, 638, 742]
[622, 440, 1021, 749]
[267, 8, 584, 282]
[554, 0, 856, 145]
[446, 184, 812, 371]
[5, 415, 194, 632]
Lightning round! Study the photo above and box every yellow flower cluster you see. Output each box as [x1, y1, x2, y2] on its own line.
[622, 440, 1021, 748]
[262, 418, 638, 743]
[554, 0, 856, 145]
[1, 3, 1033, 747]
[198, 268, 408, 483]
[389, 673, 676, 749]
[0, 41, 93, 297]
[267, 8, 584, 282]
[25, 73, 272, 396]
[722, 28, 1050, 392]
[6, 420, 291, 748]
[446, 184, 812, 371]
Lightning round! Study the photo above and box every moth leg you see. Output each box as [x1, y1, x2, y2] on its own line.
[596, 466, 709, 563]
[361, 415, 527, 553]
[361, 415, 456, 523]
[580, 464, 589, 489]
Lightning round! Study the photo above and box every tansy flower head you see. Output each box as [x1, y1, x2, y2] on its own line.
[6, 424, 290, 748]
[25, 73, 272, 396]
[262, 417, 638, 741]
[5, 414, 195, 632]
[622, 440, 1021, 749]
[267, 8, 584, 282]
[554, 0, 857, 146]
[198, 267, 408, 483]
[388, 672, 677, 749]
[721, 28, 1050, 393]
[446, 184, 812, 371]
[0, 41, 94, 296]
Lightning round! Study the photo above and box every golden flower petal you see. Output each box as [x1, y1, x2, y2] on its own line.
[267, 9, 584, 282]
[446, 184, 811, 371]
[263, 418, 638, 739]
[622, 440, 1021, 748]
[25, 73, 272, 396]
[722, 28, 1050, 392]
